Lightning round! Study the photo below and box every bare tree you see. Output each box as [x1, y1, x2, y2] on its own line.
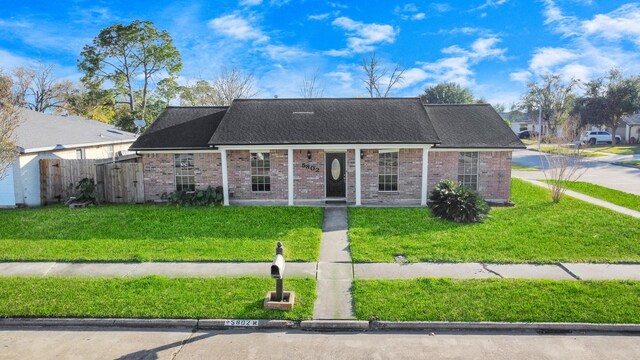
[361, 52, 405, 98]
[212, 68, 257, 105]
[12, 64, 73, 112]
[541, 117, 586, 203]
[0, 73, 20, 180]
[299, 70, 324, 98]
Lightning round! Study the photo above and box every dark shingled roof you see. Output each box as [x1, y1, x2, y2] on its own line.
[425, 104, 526, 149]
[130, 106, 228, 150]
[209, 98, 441, 145]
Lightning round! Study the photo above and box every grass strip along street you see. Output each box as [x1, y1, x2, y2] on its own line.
[353, 278, 640, 323]
[543, 180, 640, 212]
[349, 179, 640, 263]
[0, 276, 315, 320]
[0, 206, 323, 262]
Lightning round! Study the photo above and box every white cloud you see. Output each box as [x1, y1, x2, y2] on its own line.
[394, 3, 427, 21]
[473, 0, 509, 11]
[239, 0, 263, 5]
[0, 49, 36, 71]
[308, 13, 331, 20]
[329, 17, 398, 54]
[509, 70, 532, 83]
[431, 3, 452, 13]
[529, 47, 577, 74]
[416, 36, 507, 87]
[528, 2, 640, 82]
[582, 4, 640, 45]
[263, 44, 310, 61]
[208, 14, 269, 43]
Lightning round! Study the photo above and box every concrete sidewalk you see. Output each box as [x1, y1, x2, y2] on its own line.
[0, 262, 317, 278]
[1, 261, 639, 280]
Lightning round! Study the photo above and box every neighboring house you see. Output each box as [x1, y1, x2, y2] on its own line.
[0, 109, 136, 207]
[615, 113, 640, 144]
[501, 111, 534, 134]
[130, 98, 524, 206]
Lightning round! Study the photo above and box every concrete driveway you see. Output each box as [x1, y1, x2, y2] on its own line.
[512, 149, 640, 195]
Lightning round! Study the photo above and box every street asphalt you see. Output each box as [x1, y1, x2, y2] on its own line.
[1, 328, 639, 359]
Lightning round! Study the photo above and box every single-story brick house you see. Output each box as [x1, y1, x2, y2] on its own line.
[130, 98, 524, 206]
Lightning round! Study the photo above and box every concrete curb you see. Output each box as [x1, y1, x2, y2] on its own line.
[0, 318, 198, 328]
[300, 320, 370, 331]
[1, 318, 638, 333]
[371, 321, 640, 333]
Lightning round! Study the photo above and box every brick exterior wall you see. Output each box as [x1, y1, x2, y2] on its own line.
[478, 151, 511, 202]
[142, 153, 224, 202]
[293, 149, 324, 200]
[227, 150, 288, 201]
[361, 149, 423, 204]
[141, 149, 513, 204]
[142, 153, 175, 201]
[428, 150, 512, 202]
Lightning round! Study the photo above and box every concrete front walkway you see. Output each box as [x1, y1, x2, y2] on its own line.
[312, 207, 355, 320]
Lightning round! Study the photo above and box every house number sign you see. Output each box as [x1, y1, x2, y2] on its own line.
[301, 163, 320, 173]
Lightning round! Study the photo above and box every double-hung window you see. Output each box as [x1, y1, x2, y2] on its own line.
[174, 154, 195, 191]
[378, 150, 398, 191]
[251, 152, 271, 192]
[458, 152, 479, 190]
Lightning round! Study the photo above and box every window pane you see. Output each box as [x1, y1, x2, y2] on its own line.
[250, 153, 271, 192]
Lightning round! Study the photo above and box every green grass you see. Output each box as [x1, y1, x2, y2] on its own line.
[353, 278, 640, 323]
[349, 179, 640, 263]
[585, 145, 640, 155]
[619, 160, 640, 167]
[544, 181, 640, 212]
[537, 145, 604, 157]
[0, 276, 315, 319]
[0, 205, 323, 262]
[511, 163, 538, 171]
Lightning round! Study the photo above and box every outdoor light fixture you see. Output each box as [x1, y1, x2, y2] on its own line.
[307, 151, 312, 160]
[360, 150, 364, 159]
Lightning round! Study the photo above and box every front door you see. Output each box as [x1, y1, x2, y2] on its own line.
[326, 153, 346, 198]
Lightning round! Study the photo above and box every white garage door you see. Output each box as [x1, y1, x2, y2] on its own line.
[0, 165, 17, 206]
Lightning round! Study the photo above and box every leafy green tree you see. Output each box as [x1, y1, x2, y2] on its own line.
[518, 74, 577, 137]
[62, 84, 117, 123]
[78, 20, 182, 123]
[421, 82, 476, 104]
[573, 69, 640, 142]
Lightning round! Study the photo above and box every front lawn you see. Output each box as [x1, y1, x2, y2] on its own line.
[585, 145, 640, 155]
[544, 181, 640, 212]
[0, 205, 323, 262]
[353, 278, 640, 323]
[0, 276, 315, 319]
[619, 160, 640, 167]
[537, 145, 604, 157]
[349, 179, 640, 263]
[511, 163, 538, 171]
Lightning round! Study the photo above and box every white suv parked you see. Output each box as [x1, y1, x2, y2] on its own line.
[581, 131, 621, 145]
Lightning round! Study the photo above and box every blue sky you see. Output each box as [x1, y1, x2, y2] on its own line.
[1, 0, 640, 107]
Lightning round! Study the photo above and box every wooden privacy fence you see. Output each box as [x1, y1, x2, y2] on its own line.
[40, 159, 144, 204]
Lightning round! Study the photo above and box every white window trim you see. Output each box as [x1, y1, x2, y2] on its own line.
[250, 151, 271, 193]
[378, 150, 399, 193]
[458, 151, 479, 190]
[174, 153, 196, 192]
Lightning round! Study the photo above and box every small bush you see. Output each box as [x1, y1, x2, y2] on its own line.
[429, 180, 489, 223]
[162, 186, 224, 206]
[75, 178, 98, 204]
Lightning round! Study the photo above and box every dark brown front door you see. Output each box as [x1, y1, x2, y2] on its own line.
[326, 153, 346, 198]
